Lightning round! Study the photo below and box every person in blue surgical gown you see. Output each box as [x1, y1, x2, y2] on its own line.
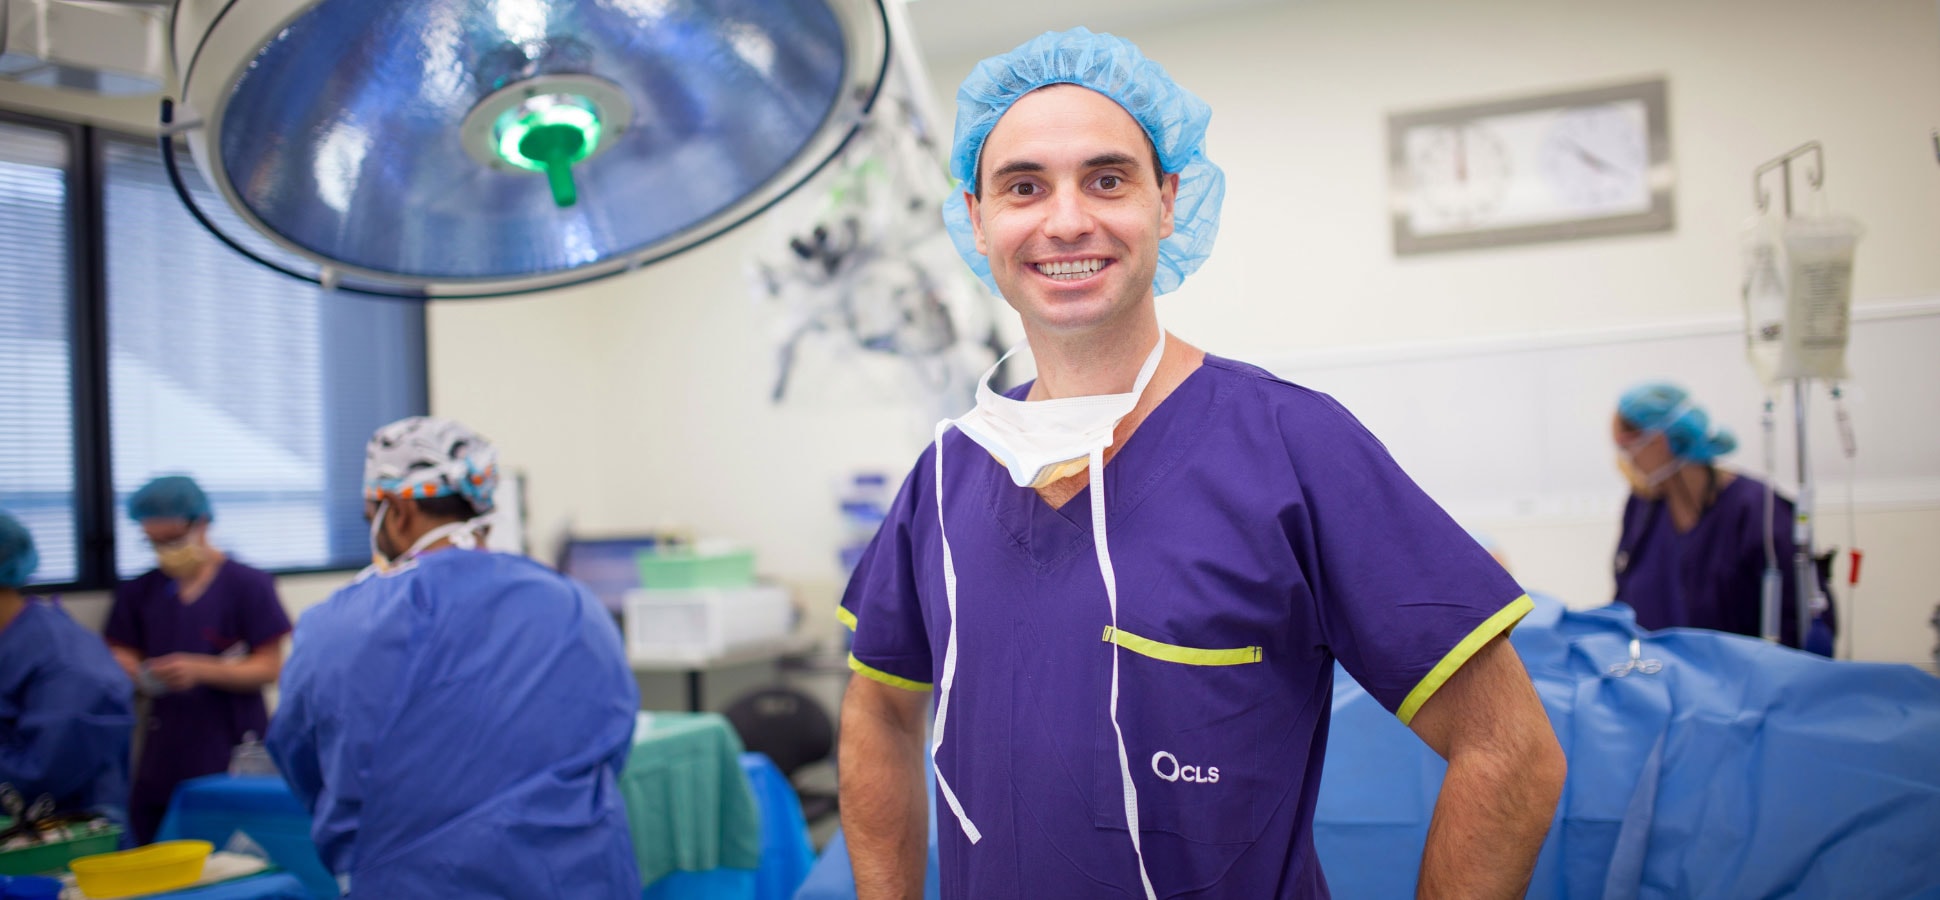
[266, 417, 640, 897]
[1611, 382, 1834, 653]
[0, 509, 133, 825]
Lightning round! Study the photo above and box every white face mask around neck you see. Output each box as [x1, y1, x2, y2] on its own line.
[952, 332, 1166, 489]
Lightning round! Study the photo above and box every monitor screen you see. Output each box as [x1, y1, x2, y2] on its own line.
[558, 535, 663, 614]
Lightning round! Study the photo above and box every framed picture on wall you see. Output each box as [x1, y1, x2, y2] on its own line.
[1387, 77, 1674, 255]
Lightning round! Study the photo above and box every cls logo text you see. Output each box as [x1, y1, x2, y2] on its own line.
[1151, 750, 1219, 784]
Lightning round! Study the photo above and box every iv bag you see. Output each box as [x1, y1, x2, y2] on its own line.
[1742, 213, 1862, 386]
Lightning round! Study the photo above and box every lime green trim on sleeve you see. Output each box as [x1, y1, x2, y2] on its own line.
[836, 606, 857, 631]
[1101, 626, 1264, 666]
[848, 654, 933, 692]
[1395, 594, 1535, 726]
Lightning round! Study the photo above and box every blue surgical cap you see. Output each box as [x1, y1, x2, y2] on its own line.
[1618, 382, 1738, 463]
[941, 27, 1226, 298]
[0, 510, 37, 588]
[129, 475, 213, 523]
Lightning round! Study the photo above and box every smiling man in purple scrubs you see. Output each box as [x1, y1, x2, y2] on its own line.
[837, 29, 1565, 899]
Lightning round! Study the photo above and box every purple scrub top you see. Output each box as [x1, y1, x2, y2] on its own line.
[1612, 474, 1830, 649]
[842, 355, 1530, 899]
[104, 559, 290, 843]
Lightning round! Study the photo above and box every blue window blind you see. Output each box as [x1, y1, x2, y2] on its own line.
[0, 120, 77, 586]
[103, 137, 426, 575]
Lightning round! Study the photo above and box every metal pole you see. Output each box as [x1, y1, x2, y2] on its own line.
[1760, 398, 1781, 644]
[1781, 156, 1793, 218]
[1750, 142, 1830, 648]
[1793, 379, 1816, 648]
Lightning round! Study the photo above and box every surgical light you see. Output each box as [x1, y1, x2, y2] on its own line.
[164, 0, 891, 298]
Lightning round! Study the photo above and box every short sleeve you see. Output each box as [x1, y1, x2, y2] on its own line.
[838, 457, 935, 692]
[103, 580, 145, 652]
[1283, 391, 1531, 725]
[237, 568, 294, 650]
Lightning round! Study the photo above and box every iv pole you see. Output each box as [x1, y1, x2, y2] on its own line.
[1750, 141, 1824, 648]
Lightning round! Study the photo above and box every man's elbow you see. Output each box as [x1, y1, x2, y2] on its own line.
[1466, 712, 1566, 823]
[1522, 726, 1567, 815]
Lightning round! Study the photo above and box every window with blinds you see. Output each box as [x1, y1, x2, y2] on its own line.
[103, 136, 427, 576]
[0, 120, 78, 585]
[0, 118, 427, 587]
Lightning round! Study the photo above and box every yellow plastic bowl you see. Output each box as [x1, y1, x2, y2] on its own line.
[69, 840, 212, 899]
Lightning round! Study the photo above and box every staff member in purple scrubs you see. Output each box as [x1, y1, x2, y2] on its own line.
[104, 476, 291, 844]
[1611, 382, 1835, 653]
[837, 29, 1565, 900]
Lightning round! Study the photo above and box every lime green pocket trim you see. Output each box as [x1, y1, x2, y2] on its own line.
[848, 654, 932, 692]
[836, 606, 858, 631]
[1396, 594, 1535, 726]
[1101, 626, 1263, 666]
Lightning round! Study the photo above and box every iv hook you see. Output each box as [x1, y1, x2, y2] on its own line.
[1753, 141, 1824, 217]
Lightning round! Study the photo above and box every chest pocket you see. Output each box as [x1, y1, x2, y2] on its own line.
[1089, 620, 1300, 849]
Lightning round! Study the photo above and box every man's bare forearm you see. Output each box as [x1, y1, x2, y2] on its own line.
[1417, 735, 1564, 897]
[1410, 636, 1566, 898]
[839, 676, 930, 900]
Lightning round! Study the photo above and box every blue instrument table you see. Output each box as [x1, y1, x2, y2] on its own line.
[145, 873, 311, 900]
[156, 777, 334, 898]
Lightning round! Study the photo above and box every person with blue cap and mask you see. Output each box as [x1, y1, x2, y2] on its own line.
[104, 475, 290, 844]
[267, 416, 639, 897]
[0, 510, 133, 830]
[1612, 382, 1835, 653]
[837, 28, 1564, 899]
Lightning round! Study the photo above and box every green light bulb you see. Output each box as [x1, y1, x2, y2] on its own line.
[492, 99, 603, 208]
[519, 123, 587, 207]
